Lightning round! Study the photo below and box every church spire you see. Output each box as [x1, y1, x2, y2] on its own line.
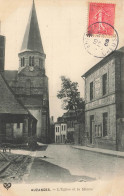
[20, 0, 44, 54]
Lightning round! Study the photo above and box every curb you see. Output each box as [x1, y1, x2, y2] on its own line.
[71, 146, 124, 159]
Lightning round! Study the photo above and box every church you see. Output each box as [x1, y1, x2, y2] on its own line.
[0, 1, 50, 144]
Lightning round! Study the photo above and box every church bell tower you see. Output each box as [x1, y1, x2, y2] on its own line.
[18, 0, 45, 75]
[17, 0, 50, 143]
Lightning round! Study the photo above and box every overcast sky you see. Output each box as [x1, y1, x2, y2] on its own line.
[1, 0, 124, 121]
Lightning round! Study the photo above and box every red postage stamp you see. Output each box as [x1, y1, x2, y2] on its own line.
[88, 3, 116, 35]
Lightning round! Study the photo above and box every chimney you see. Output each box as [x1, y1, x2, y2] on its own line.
[0, 35, 5, 72]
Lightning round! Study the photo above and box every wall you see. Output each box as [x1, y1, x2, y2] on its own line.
[5, 124, 13, 142]
[85, 102, 116, 150]
[55, 123, 67, 143]
[13, 123, 23, 140]
[85, 57, 117, 150]
[85, 58, 115, 104]
[117, 118, 124, 151]
[29, 109, 42, 139]
[74, 123, 85, 145]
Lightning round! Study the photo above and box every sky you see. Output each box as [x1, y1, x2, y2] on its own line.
[1, 0, 124, 121]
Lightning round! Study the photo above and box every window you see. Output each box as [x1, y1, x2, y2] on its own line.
[90, 82, 93, 100]
[21, 57, 25, 67]
[95, 125, 102, 137]
[29, 56, 31, 66]
[90, 115, 94, 143]
[56, 127, 57, 132]
[103, 112, 108, 137]
[17, 123, 20, 129]
[58, 127, 59, 132]
[62, 125, 63, 131]
[32, 56, 34, 66]
[64, 125, 66, 130]
[102, 73, 107, 95]
[29, 56, 34, 66]
[21, 58, 23, 67]
[23, 57, 25, 66]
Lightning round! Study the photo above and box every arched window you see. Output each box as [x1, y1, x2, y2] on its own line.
[21, 58, 23, 67]
[32, 56, 34, 66]
[23, 57, 25, 66]
[29, 56, 34, 66]
[29, 56, 31, 66]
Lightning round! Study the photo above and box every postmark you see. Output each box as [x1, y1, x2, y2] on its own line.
[88, 2, 115, 35]
[83, 22, 119, 58]
[83, 3, 118, 58]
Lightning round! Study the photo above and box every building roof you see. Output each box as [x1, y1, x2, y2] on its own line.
[82, 47, 124, 78]
[20, 0, 44, 54]
[0, 72, 35, 116]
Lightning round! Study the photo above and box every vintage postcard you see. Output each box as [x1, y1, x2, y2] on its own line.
[0, 0, 124, 195]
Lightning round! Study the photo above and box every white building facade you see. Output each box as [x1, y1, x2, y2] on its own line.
[55, 123, 67, 143]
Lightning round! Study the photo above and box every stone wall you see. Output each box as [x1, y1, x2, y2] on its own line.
[117, 118, 124, 151]
[29, 109, 42, 139]
[85, 58, 115, 104]
[85, 104, 116, 137]
[84, 56, 118, 150]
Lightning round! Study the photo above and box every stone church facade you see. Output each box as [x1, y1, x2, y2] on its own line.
[1, 1, 50, 143]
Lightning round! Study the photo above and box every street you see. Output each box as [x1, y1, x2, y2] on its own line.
[0, 144, 124, 183]
[25, 144, 124, 182]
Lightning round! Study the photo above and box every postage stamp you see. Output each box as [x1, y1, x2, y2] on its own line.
[83, 3, 118, 58]
[88, 3, 116, 36]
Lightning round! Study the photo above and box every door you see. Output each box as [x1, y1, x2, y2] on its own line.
[90, 115, 94, 144]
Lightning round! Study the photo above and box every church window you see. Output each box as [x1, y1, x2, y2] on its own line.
[29, 56, 34, 66]
[21, 57, 25, 67]
[32, 56, 34, 66]
[21, 58, 22, 67]
[29, 56, 31, 66]
[22, 57, 25, 66]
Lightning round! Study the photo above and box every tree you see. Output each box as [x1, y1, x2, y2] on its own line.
[57, 76, 85, 121]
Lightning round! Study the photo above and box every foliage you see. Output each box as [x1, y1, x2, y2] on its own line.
[57, 76, 85, 116]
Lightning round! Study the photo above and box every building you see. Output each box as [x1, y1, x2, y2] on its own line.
[55, 122, 67, 143]
[50, 116, 55, 143]
[0, 1, 50, 143]
[62, 109, 85, 144]
[82, 47, 124, 151]
[0, 72, 37, 144]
